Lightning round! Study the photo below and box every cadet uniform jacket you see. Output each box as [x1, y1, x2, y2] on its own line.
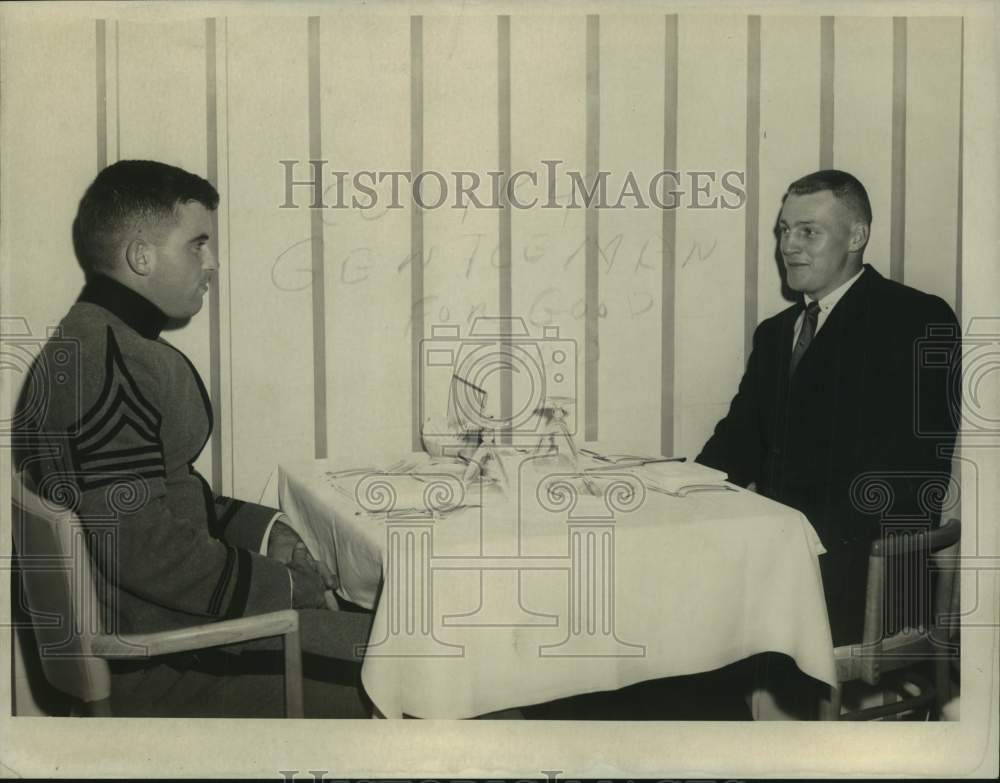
[15, 274, 292, 635]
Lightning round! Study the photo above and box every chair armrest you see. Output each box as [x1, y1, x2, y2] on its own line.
[91, 609, 300, 659]
[870, 518, 961, 557]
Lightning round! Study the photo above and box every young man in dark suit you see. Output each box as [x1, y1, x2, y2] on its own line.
[697, 170, 959, 650]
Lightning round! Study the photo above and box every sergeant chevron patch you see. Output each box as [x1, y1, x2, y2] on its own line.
[68, 327, 166, 491]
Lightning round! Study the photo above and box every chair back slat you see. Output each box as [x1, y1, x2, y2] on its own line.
[856, 518, 961, 687]
[11, 473, 111, 704]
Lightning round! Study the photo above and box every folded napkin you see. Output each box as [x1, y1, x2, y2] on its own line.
[630, 461, 731, 494]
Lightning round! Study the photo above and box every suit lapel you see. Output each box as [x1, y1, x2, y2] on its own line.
[790, 265, 877, 378]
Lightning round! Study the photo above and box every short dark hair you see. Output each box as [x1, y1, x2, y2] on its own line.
[72, 160, 219, 275]
[785, 169, 872, 226]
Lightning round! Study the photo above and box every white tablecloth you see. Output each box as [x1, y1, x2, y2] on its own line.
[279, 454, 837, 718]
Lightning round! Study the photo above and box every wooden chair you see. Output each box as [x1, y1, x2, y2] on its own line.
[820, 518, 961, 720]
[11, 472, 305, 717]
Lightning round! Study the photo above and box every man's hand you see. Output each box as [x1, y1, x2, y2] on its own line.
[291, 541, 339, 594]
[267, 520, 303, 564]
[288, 558, 331, 609]
[268, 520, 340, 591]
[270, 521, 340, 609]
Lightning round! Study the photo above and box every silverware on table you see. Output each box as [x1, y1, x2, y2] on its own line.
[645, 483, 738, 498]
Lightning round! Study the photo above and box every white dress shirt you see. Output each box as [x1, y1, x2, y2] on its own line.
[792, 266, 865, 347]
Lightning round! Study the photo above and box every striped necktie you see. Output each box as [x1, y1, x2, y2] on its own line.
[789, 300, 820, 378]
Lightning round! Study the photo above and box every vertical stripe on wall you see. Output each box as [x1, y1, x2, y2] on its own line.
[584, 15, 600, 442]
[96, 20, 107, 171]
[744, 16, 761, 362]
[224, 18, 236, 492]
[307, 17, 328, 459]
[205, 18, 223, 492]
[890, 17, 907, 283]
[114, 22, 120, 162]
[661, 14, 678, 457]
[410, 15, 425, 452]
[498, 16, 513, 443]
[819, 16, 835, 169]
[956, 17, 964, 324]
[96, 21, 120, 171]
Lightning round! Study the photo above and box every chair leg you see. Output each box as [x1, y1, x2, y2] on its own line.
[881, 686, 899, 720]
[81, 698, 113, 717]
[818, 684, 842, 720]
[283, 628, 304, 718]
[934, 653, 953, 716]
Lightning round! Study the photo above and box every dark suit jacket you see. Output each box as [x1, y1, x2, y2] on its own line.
[697, 265, 960, 645]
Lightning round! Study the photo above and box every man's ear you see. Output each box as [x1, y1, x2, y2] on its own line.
[849, 221, 870, 253]
[124, 239, 153, 276]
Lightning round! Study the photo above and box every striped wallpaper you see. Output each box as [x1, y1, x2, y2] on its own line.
[5, 13, 965, 500]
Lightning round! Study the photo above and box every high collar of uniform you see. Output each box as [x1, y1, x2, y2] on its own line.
[78, 274, 168, 340]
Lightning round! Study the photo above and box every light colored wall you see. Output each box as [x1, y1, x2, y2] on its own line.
[2, 11, 965, 500]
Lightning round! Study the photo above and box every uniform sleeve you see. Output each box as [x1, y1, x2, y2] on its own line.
[695, 320, 768, 487]
[210, 494, 283, 553]
[83, 480, 291, 620]
[48, 327, 292, 621]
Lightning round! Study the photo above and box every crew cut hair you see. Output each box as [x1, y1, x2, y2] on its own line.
[73, 159, 219, 274]
[785, 169, 872, 226]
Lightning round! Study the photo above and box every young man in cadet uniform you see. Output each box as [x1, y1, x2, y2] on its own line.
[14, 160, 370, 717]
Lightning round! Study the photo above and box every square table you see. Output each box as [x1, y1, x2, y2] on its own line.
[278, 452, 837, 719]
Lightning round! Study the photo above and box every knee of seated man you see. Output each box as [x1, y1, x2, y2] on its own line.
[232, 607, 371, 662]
